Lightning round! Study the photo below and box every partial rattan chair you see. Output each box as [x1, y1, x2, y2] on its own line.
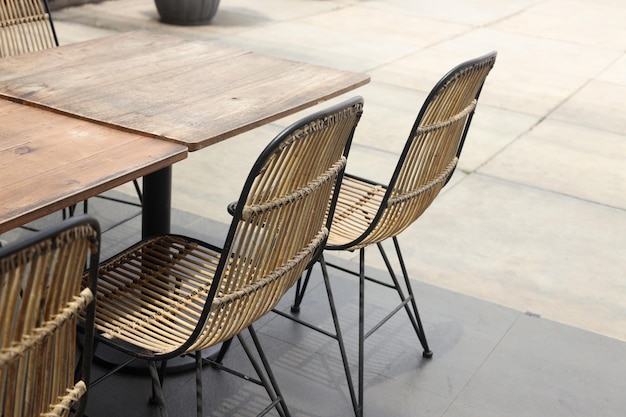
[289, 52, 497, 417]
[88, 97, 364, 417]
[0, 216, 100, 417]
[0, 0, 58, 58]
[0, 0, 143, 229]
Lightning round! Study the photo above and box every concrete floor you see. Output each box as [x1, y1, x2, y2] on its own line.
[5, 0, 626, 415]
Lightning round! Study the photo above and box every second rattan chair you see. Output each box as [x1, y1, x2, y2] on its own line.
[88, 97, 364, 417]
[0, 216, 100, 417]
[289, 52, 497, 417]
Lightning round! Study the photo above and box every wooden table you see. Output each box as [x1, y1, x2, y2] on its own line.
[0, 30, 370, 236]
[0, 100, 187, 234]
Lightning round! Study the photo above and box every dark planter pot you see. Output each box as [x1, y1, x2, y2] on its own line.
[154, 0, 220, 26]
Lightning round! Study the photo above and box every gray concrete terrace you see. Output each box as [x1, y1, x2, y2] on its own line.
[16, 0, 626, 415]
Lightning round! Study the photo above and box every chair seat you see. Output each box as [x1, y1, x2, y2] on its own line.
[0, 0, 58, 58]
[95, 235, 222, 356]
[327, 175, 386, 249]
[95, 231, 330, 357]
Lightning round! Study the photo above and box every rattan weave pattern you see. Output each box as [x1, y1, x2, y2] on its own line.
[327, 56, 496, 251]
[0, 218, 100, 417]
[93, 98, 363, 359]
[0, 0, 57, 58]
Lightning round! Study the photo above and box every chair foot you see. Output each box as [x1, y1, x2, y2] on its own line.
[289, 305, 300, 313]
[422, 350, 433, 359]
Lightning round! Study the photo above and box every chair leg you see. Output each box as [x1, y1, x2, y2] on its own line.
[149, 361, 169, 405]
[358, 248, 365, 417]
[374, 241, 432, 356]
[195, 351, 203, 417]
[209, 338, 233, 365]
[318, 256, 360, 417]
[238, 326, 291, 417]
[290, 266, 314, 313]
[148, 361, 169, 417]
[355, 241, 433, 416]
[273, 257, 360, 416]
[280, 239, 432, 417]
[133, 179, 143, 204]
[390, 236, 432, 357]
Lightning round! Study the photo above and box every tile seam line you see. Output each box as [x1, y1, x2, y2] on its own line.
[438, 311, 524, 417]
[360, 0, 545, 77]
[518, 47, 625, 136]
[360, 23, 480, 75]
[468, 172, 626, 213]
[406, 0, 546, 77]
[469, 104, 624, 181]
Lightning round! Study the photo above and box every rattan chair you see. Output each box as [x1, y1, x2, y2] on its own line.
[288, 52, 497, 417]
[0, 216, 100, 417]
[89, 97, 364, 417]
[0, 0, 58, 57]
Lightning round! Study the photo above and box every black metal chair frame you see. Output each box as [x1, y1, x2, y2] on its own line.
[287, 52, 498, 417]
[88, 97, 364, 417]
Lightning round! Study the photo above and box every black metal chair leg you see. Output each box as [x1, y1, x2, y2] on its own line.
[358, 248, 365, 417]
[148, 361, 169, 417]
[149, 360, 169, 406]
[376, 240, 432, 357]
[238, 326, 291, 417]
[291, 267, 314, 313]
[195, 351, 203, 417]
[319, 256, 360, 416]
[133, 179, 143, 204]
[392, 237, 433, 357]
[210, 338, 234, 365]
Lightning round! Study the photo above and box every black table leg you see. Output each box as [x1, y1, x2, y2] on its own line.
[142, 166, 172, 238]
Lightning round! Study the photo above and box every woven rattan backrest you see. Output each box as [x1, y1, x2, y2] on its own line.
[356, 52, 496, 248]
[188, 97, 363, 351]
[0, 216, 100, 417]
[0, 0, 58, 58]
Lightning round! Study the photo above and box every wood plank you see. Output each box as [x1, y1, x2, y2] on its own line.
[0, 101, 187, 233]
[0, 30, 370, 151]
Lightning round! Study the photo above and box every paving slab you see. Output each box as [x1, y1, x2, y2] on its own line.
[480, 118, 626, 208]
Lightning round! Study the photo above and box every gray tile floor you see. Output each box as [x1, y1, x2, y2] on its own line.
[7, 0, 626, 415]
[13, 202, 626, 416]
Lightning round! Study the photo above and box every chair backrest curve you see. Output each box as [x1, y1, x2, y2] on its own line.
[354, 52, 496, 249]
[187, 97, 363, 351]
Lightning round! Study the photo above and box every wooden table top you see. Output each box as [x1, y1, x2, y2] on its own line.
[0, 100, 187, 233]
[0, 30, 370, 151]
